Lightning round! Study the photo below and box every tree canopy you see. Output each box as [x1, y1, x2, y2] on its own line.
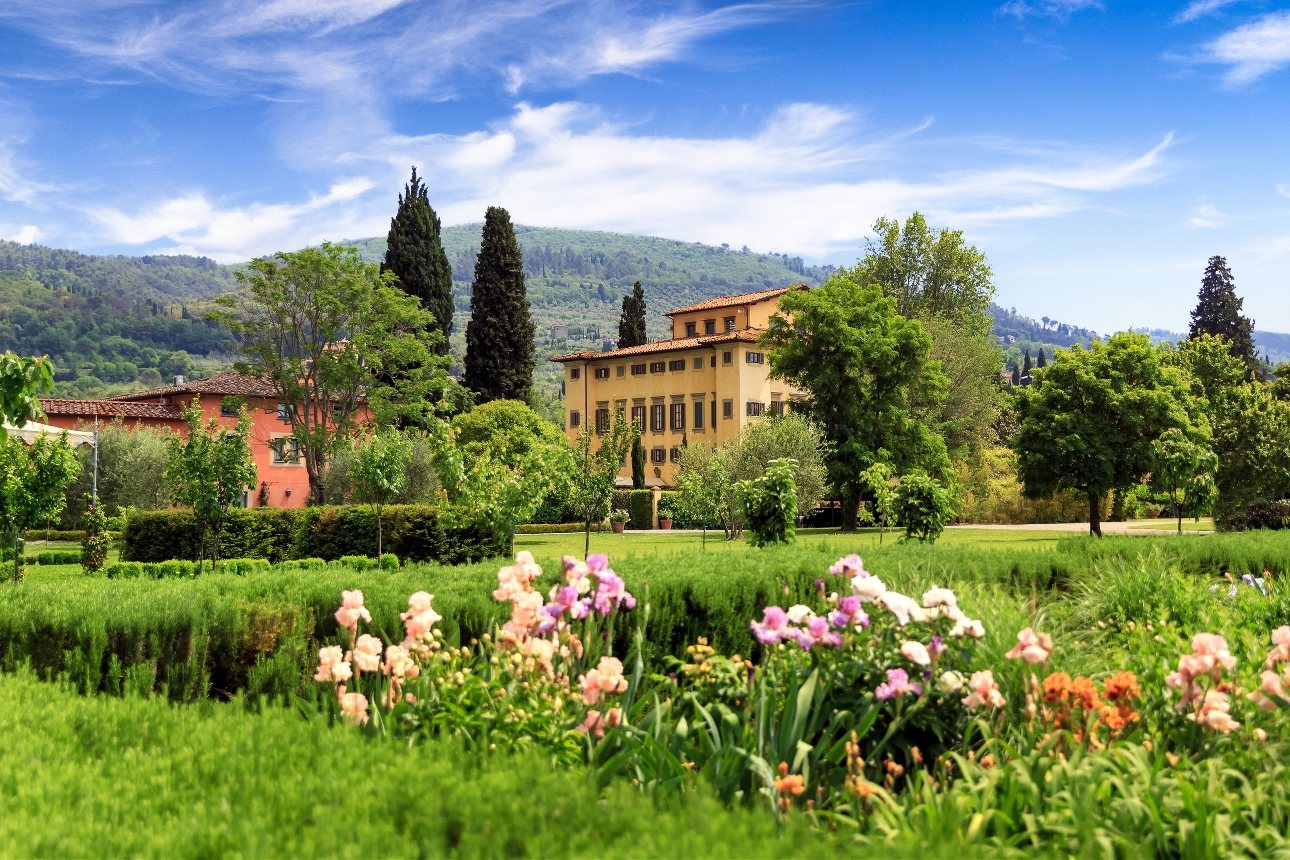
[761, 275, 948, 530]
[381, 167, 454, 355]
[1013, 332, 1203, 536]
[463, 207, 535, 404]
[1189, 256, 1256, 375]
[618, 280, 647, 348]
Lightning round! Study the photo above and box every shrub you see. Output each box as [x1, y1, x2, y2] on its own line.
[379, 553, 400, 572]
[628, 489, 653, 530]
[34, 551, 81, 566]
[341, 555, 377, 571]
[736, 458, 797, 547]
[214, 558, 272, 576]
[893, 472, 953, 543]
[515, 523, 584, 534]
[656, 491, 679, 521]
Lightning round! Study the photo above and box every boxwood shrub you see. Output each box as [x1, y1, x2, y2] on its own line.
[628, 489, 653, 530]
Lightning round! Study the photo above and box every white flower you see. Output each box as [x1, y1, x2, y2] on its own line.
[937, 671, 964, 694]
[851, 575, 888, 603]
[878, 592, 928, 626]
[922, 587, 958, 610]
[901, 641, 931, 666]
[950, 618, 985, 639]
[786, 604, 814, 624]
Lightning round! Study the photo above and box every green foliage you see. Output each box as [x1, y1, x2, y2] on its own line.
[0, 429, 81, 581]
[628, 489, 653, 530]
[463, 207, 535, 403]
[381, 167, 453, 354]
[351, 429, 412, 558]
[856, 212, 995, 334]
[617, 279, 647, 348]
[608, 509, 629, 523]
[165, 401, 257, 569]
[1189, 255, 1257, 375]
[858, 462, 897, 542]
[735, 458, 797, 547]
[1014, 332, 1203, 535]
[1150, 427, 1218, 532]
[656, 491, 679, 520]
[565, 413, 634, 553]
[0, 351, 53, 431]
[214, 242, 447, 503]
[630, 433, 646, 489]
[891, 472, 952, 543]
[762, 276, 949, 529]
[721, 413, 827, 515]
[61, 420, 170, 528]
[35, 550, 81, 565]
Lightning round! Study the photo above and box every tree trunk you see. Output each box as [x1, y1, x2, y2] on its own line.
[584, 517, 591, 558]
[839, 489, 862, 533]
[377, 506, 383, 558]
[1088, 491, 1102, 538]
[11, 530, 18, 583]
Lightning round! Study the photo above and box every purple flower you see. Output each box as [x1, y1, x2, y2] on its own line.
[828, 596, 870, 630]
[587, 554, 609, 574]
[874, 668, 921, 700]
[593, 571, 635, 615]
[797, 616, 841, 650]
[814, 578, 826, 598]
[829, 554, 866, 578]
[751, 606, 790, 644]
[929, 635, 946, 659]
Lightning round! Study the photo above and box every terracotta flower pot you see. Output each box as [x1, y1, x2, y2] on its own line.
[611, 521, 625, 533]
[659, 518, 673, 530]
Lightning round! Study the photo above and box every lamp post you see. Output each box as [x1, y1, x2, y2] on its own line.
[92, 415, 99, 505]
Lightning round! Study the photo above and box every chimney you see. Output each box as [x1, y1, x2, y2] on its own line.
[174, 375, 185, 385]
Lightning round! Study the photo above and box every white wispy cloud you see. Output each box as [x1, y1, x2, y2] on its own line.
[1, 225, 42, 244]
[997, 0, 1102, 20]
[1188, 204, 1230, 228]
[1279, 183, 1290, 198]
[77, 102, 1175, 262]
[1201, 11, 1290, 85]
[1173, 0, 1239, 25]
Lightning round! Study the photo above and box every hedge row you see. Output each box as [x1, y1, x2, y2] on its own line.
[120, 505, 506, 566]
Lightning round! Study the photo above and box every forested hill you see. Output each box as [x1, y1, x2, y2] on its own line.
[344, 224, 834, 343]
[0, 240, 238, 303]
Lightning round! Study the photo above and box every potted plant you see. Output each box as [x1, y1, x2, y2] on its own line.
[609, 509, 629, 533]
[657, 495, 677, 530]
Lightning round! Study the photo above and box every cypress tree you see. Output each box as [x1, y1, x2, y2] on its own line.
[1011, 367, 1020, 386]
[1189, 255, 1256, 374]
[381, 167, 453, 354]
[463, 207, 535, 403]
[618, 281, 647, 348]
[1036, 348, 1046, 368]
[1022, 349, 1032, 376]
[631, 434, 646, 489]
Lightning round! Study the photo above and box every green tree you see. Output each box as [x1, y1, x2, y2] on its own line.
[761, 277, 949, 531]
[0, 430, 80, 581]
[618, 280, 647, 348]
[0, 352, 54, 434]
[1013, 333, 1201, 536]
[214, 242, 446, 504]
[1150, 427, 1218, 534]
[1189, 256, 1256, 376]
[165, 402, 258, 572]
[676, 444, 724, 548]
[856, 213, 995, 334]
[892, 472, 953, 544]
[381, 167, 454, 355]
[80, 495, 110, 573]
[858, 461, 897, 544]
[352, 430, 412, 558]
[736, 458, 797, 548]
[567, 411, 634, 556]
[721, 412, 827, 514]
[464, 207, 535, 403]
[630, 433, 646, 489]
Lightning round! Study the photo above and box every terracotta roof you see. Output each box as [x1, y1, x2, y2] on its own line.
[663, 285, 808, 317]
[552, 329, 761, 362]
[41, 399, 185, 420]
[108, 371, 277, 401]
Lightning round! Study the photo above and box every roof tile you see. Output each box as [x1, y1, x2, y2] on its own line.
[552, 329, 761, 362]
[41, 399, 185, 420]
[663, 285, 807, 316]
[107, 371, 276, 401]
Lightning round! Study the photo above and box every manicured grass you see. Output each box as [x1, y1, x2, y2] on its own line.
[1127, 517, 1216, 532]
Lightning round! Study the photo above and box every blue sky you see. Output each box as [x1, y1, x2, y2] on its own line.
[0, 1, 1288, 333]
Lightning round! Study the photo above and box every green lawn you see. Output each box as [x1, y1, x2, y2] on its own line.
[1127, 517, 1216, 532]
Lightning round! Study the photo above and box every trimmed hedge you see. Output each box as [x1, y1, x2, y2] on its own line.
[516, 523, 585, 534]
[121, 505, 505, 566]
[32, 551, 81, 566]
[628, 489, 653, 530]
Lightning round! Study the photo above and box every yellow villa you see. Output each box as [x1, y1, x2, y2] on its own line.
[553, 285, 808, 487]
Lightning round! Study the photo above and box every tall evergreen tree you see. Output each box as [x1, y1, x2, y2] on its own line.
[381, 167, 453, 354]
[1022, 349, 1032, 376]
[1189, 256, 1256, 375]
[1036, 348, 1047, 368]
[464, 207, 535, 403]
[618, 280, 647, 347]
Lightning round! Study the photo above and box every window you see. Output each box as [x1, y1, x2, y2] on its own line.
[710, 356, 716, 368]
[595, 367, 610, 379]
[595, 408, 610, 433]
[704, 320, 716, 335]
[616, 365, 625, 377]
[747, 401, 764, 417]
[723, 400, 734, 419]
[272, 436, 300, 464]
[670, 402, 686, 431]
[651, 404, 666, 432]
[724, 316, 736, 331]
[630, 405, 646, 432]
[711, 400, 717, 428]
[669, 359, 686, 371]
[722, 351, 732, 365]
[669, 447, 681, 463]
[651, 447, 666, 464]
[570, 367, 581, 380]
[569, 410, 581, 428]
[692, 357, 704, 370]
[745, 351, 765, 364]
[685, 322, 696, 337]
[276, 403, 295, 422]
[693, 401, 704, 430]
[631, 363, 646, 375]
[769, 400, 783, 417]
[650, 361, 666, 373]
[220, 395, 244, 418]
